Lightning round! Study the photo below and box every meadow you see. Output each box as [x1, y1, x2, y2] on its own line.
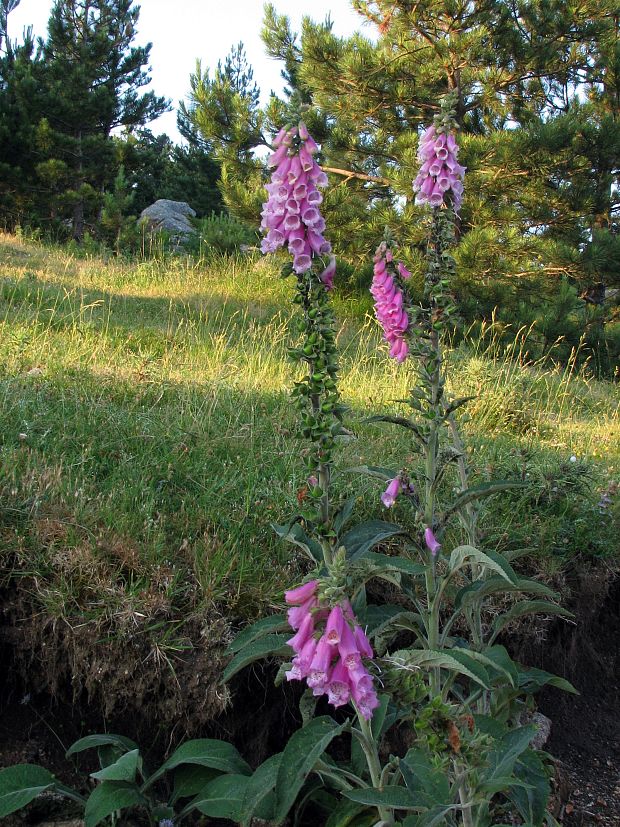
[0, 231, 618, 724]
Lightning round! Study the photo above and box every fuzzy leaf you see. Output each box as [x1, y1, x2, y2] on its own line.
[272, 521, 323, 562]
[517, 667, 578, 695]
[0, 765, 56, 818]
[66, 734, 138, 758]
[343, 786, 424, 810]
[84, 781, 145, 827]
[341, 520, 407, 561]
[222, 634, 292, 683]
[275, 716, 347, 822]
[171, 765, 220, 803]
[334, 495, 358, 535]
[443, 480, 525, 520]
[454, 576, 557, 611]
[491, 601, 573, 639]
[346, 464, 397, 481]
[227, 614, 288, 654]
[193, 773, 249, 820]
[143, 739, 250, 789]
[391, 649, 491, 688]
[448, 545, 518, 584]
[361, 552, 425, 578]
[239, 752, 282, 825]
[91, 749, 140, 783]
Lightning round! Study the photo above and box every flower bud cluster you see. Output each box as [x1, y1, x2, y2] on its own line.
[371, 241, 411, 363]
[261, 122, 334, 282]
[413, 125, 465, 213]
[285, 580, 379, 720]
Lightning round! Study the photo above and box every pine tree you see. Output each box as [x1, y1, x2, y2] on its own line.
[39, 0, 169, 239]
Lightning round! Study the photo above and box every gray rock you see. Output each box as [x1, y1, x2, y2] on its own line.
[138, 199, 196, 238]
[519, 710, 552, 750]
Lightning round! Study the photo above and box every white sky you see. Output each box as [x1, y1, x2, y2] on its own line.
[8, 0, 373, 140]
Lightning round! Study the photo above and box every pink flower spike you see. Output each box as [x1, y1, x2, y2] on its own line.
[285, 580, 318, 605]
[424, 527, 441, 557]
[307, 635, 336, 689]
[381, 477, 401, 508]
[325, 605, 345, 645]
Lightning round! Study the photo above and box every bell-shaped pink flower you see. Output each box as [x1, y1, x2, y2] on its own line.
[325, 605, 345, 645]
[424, 527, 441, 557]
[285, 580, 318, 605]
[381, 477, 401, 508]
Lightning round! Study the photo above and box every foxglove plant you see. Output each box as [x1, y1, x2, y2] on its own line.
[221, 98, 574, 827]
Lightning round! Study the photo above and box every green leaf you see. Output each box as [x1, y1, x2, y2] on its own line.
[402, 805, 457, 826]
[391, 649, 491, 688]
[454, 576, 557, 611]
[143, 739, 250, 789]
[341, 520, 407, 561]
[275, 716, 347, 822]
[0, 765, 56, 818]
[193, 773, 250, 821]
[239, 753, 282, 825]
[484, 726, 536, 783]
[401, 748, 451, 805]
[227, 613, 288, 654]
[453, 645, 518, 687]
[66, 733, 138, 759]
[444, 481, 525, 519]
[91, 749, 140, 783]
[171, 764, 221, 803]
[517, 667, 578, 695]
[272, 520, 323, 561]
[325, 798, 373, 826]
[334, 495, 358, 535]
[84, 781, 145, 827]
[222, 633, 292, 683]
[343, 786, 424, 811]
[491, 600, 573, 639]
[509, 749, 551, 825]
[448, 545, 517, 584]
[346, 464, 397, 481]
[362, 552, 425, 578]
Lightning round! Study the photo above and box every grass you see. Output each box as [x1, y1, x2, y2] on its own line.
[1, 232, 618, 660]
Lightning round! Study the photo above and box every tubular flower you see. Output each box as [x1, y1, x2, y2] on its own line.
[381, 477, 402, 508]
[284, 587, 379, 720]
[371, 241, 410, 363]
[413, 125, 465, 213]
[260, 122, 334, 281]
[424, 527, 442, 557]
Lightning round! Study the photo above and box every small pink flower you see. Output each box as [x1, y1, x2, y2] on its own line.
[287, 610, 314, 653]
[326, 660, 351, 707]
[325, 605, 345, 645]
[381, 477, 401, 508]
[424, 527, 441, 557]
[285, 580, 318, 605]
[338, 621, 362, 671]
[397, 261, 412, 280]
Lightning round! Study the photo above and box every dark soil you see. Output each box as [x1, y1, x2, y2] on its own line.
[1, 564, 618, 826]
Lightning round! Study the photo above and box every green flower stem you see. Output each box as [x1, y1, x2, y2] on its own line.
[354, 716, 393, 824]
[454, 761, 474, 827]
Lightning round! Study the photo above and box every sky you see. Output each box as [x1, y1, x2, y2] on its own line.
[8, 0, 374, 141]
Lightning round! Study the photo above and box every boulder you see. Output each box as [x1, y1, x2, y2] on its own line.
[138, 199, 196, 238]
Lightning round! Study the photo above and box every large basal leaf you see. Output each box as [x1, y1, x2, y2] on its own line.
[193, 773, 250, 821]
[239, 752, 282, 825]
[143, 739, 250, 789]
[448, 545, 517, 584]
[91, 749, 141, 783]
[341, 520, 407, 561]
[171, 764, 220, 803]
[0, 765, 56, 818]
[274, 716, 347, 822]
[84, 780, 146, 827]
[272, 520, 323, 561]
[357, 603, 412, 633]
[66, 733, 138, 758]
[452, 645, 518, 687]
[222, 633, 292, 683]
[343, 786, 424, 811]
[227, 613, 289, 654]
[491, 600, 573, 639]
[325, 798, 374, 826]
[402, 805, 458, 826]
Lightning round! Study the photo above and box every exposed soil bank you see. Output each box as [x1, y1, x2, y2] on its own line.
[1, 563, 619, 825]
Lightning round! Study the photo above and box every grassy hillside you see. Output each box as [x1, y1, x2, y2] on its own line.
[1, 233, 618, 720]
